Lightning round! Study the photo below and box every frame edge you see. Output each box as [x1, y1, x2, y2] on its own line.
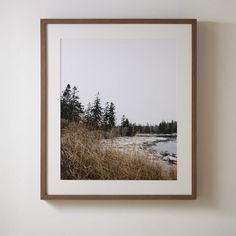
[191, 19, 197, 200]
[40, 18, 197, 200]
[41, 19, 48, 199]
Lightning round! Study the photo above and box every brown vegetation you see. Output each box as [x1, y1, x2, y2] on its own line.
[61, 121, 176, 180]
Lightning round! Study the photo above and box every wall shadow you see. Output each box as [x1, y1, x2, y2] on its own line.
[44, 22, 236, 214]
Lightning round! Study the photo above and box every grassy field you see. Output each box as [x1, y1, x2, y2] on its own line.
[61, 121, 177, 180]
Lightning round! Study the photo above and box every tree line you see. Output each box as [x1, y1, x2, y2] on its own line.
[61, 84, 177, 136]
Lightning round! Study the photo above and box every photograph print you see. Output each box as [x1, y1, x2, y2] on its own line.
[60, 38, 177, 180]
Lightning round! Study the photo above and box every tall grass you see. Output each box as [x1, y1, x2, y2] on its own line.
[61, 121, 176, 180]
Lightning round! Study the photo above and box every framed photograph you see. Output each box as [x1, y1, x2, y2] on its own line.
[41, 19, 197, 200]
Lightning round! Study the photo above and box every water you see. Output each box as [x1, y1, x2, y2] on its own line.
[152, 139, 177, 156]
[103, 135, 177, 158]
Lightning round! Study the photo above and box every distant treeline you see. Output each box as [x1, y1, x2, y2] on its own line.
[61, 84, 177, 136]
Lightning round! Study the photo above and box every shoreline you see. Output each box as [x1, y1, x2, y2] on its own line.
[102, 135, 177, 165]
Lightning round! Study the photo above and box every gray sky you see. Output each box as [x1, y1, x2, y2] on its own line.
[61, 38, 176, 125]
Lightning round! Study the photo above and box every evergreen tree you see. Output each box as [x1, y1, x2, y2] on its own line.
[144, 123, 150, 133]
[172, 121, 177, 133]
[168, 120, 173, 134]
[61, 84, 72, 120]
[154, 125, 159, 134]
[123, 118, 130, 127]
[61, 84, 84, 121]
[136, 124, 142, 134]
[157, 120, 177, 134]
[158, 120, 167, 134]
[91, 93, 102, 128]
[102, 102, 110, 131]
[120, 115, 131, 136]
[121, 115, 126, 127]
[69, 86, 84, 121]
[108, 102, 116, 129]
[84, 103, 92, 126]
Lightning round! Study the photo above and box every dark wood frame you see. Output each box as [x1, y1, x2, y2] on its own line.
[41, 19, 197, 200]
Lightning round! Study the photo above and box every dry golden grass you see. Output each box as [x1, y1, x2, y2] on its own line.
[61, 122, 177, 180]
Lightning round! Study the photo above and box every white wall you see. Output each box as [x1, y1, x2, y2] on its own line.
[1, 0, 236, 235]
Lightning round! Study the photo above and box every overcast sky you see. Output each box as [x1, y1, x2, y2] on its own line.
[61, 38, 176, 125]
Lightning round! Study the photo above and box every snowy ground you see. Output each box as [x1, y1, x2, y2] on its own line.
[102, 135, 177, 165]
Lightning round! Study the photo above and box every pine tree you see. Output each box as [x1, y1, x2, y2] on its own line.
[162, 121, 166, 133]
[154, 125, 159, 134]
[172, 121, 177, 133]
[144, 123, 150, 133]
[121, 115, 126, 127]
[158, 120, 166, 134]
[61, 84, 84, 121]
[168, 120, 173, 134]
[84, 102, 92, 126]
[120, 115, 131, 136]
[121, 115, 130, 127]
[108, 102, 116, 129]
[102, 102, 110, 131]
[69, 86, 84, 121]
[124, 118, 130, 127]
[61, 84, 72, 120]
[91, 93, 102, 128]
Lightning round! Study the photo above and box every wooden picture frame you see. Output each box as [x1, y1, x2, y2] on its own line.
[41, 19, 197, 200]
